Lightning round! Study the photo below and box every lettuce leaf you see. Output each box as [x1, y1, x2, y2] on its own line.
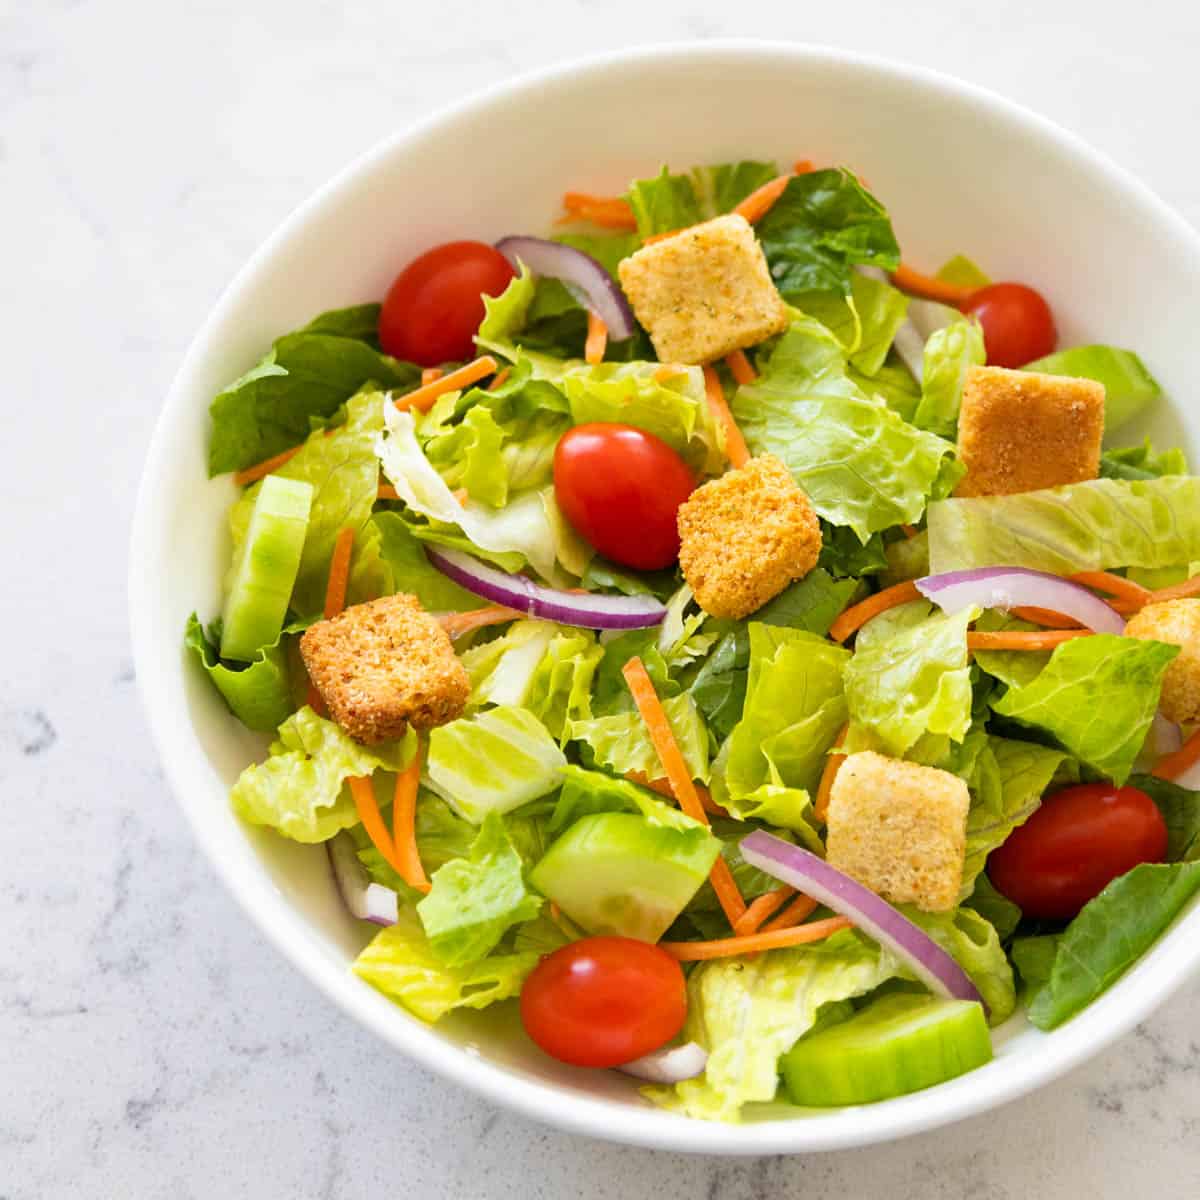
[688, 627, 750, 741]
[733, 317, 955, 540]
[461, 620, 558, 709]
[796, 273, 909, 377]
[844, 601, 975, 756]
[623, 161, 779, 238]
[1126, 774, 1200, 863]
[230, 707, 412, 842]
[208, 306, 419, 475]
[938, 254, 991, 289]
[756, 169, 901, 298]
[927, 477, 1200, 575]
[903, 906, 1015, 1024]
[353, 909, 538, 1023]
[912, 318, 986, 436]
[1026, 861, 1200, 1029]
[416, 814, 543, 966]
[1100, 438, 1188, 481]
[1022, 345, 1163, 433]
[422, 404, 508, 507]
[569, 693, 710, 783]
[993, 635, 1179, 784]
[525, 630, 604, 741]
[753, 568, 859, 636]
[966, 874, 1022, 941]
[548, 764, 710, 835]
[370, 512, 480, 612]
[425, 706, 566, 824]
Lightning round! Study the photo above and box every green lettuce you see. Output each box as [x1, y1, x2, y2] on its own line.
[927, 477, 1200, 575]
[688, 627, 750, 741]
[754, 568, 859, 636]
[881, 528, 930, 586]
[370, 512, 480, 612]
[818, 522, 889, 578]
[568, 693, 710, 783]
[624, 161, 779, 238]
[755, 169, 901, 298]
[474, 269, 571, 379]
[416, 814, 543, 966]
[912, 318, 986, 436]
[589, 627, 676, 718]
[422, 405, 508, 507]
[1025, 861, 1200, 1030]
[1127, 774, 1200, 863]
[425, 706, 566, 824]
[1022, 345, 1163, 433]
[208, 305, 419, 475]
[993, 635, 1179, 784]
[461, 620, 559, 709]
[231, 707, 412, 842]
[548, 765, 711, 836]
[937, 254, 991, 289]
[796, 273, 910, 377]
[525, 630, 604, 740]
[971, 611, 1052, 690]
[350, 791, 476, 892]
[844, 601, 975, 756]
[966, 874, 1022, 941]
[353, 909, 538, 1023]
[733, 316, 955, 540]
[1100, 439, 1188, 481]
[851, 359, 922, 422]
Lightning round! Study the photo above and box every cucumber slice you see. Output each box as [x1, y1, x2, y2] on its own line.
[220, 475, 314, 663]
[780, 993, 991, 1108]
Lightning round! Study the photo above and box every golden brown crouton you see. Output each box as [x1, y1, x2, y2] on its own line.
[299, 593, 469, 744]
[677, 455, 822, 619]
[617, 214, 789, 364]
[826, 751, 969, 913]
[955, 365, 1105, 497]
[1124, 598, 1200, 724]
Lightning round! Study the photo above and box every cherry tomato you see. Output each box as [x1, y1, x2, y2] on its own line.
[520, 936, 687, 1067]
[378, 241, 515, 366]
[988, 783, 1167, 920]
[960, 282, 1057, 368]
[553, 424, 695, 570]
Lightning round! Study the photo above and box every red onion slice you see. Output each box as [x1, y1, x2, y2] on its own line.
[328, 833, 398, 927]
[426, 546, 666, 630]
[740, 831, 986, 1011]
[616, 1041, 708, 1084]
[495, 236, 636, 340]
[916, 567, 1125, 634]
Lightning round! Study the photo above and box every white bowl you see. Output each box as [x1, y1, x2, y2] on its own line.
[130, 41, 1200, 1153]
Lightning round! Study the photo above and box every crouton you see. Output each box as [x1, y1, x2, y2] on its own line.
[825, 751, 969, 913]
[617, 213, 789, 364]
[677, 455, 822, 619]
[299, 593, 469, 744]
[1124, 598, 1200, 724]
[955, 365, 1105, 497]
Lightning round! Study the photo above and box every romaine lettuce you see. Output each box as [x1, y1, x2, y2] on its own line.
[1100, 439, 1188, 481]
[965, 874, 1022, 942]
[370, 512, 480, 612]
[624, 161, 780, 238]
[569, 693, 710, 783]
[912, 318, 986, 436]
[1022, 345, 1163, 433]
[796, 273, 910, 377]
[460, 620, 559, 709]
[524, 630, 604, 740]
[1125, 774, 1200, 863]
[548, 764, 710, 835]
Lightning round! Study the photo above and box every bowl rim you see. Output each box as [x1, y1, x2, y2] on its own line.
[130, 39, 1200, 1154]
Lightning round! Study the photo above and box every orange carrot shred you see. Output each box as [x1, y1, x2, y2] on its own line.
[702, 365, 751, 469]
[793, 159, 815, 174]
[377, 484, 399, 501]
[305, 680, 326, 717]
[438, 605, 523, 639]
[585, 311, 608, 364]
[1146, 574, 1200, 604]
[420, 367, 444, 386]
[1011, 606, 1085, 630]
[967, 629, 1093, 651]
[1152, 727, 1200, 781]
[761, 893, 820, 933]
[890, 263, 975, 306]
[233, 443, 304, 486]
[452, 487, 469, 506]
[732, 886, 794, 937]
[558, 192, 638, 230]
[625, 772, 729, 818]
[814, 723, 849, 823]
[900, 523, 919, 539]
[828, 581, 921, 643]
[661, 916, 851, 961]
[393, 356, 498, 414]
[1068, 571, 1152, 607]
[733, 174, 791, 224]
[349, 775, 406, 876]
[487, 366, 511, 392]
[323, 527, 355, 621]
[724, 349, 757, 385]
[653, 364, 688, 382]
[391, 744, 430, 894]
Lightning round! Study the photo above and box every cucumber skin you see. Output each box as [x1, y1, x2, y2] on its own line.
[780, 994, 992, 1108]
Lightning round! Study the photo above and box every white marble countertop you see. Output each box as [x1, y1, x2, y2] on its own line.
[6, 1, 1200, 1194]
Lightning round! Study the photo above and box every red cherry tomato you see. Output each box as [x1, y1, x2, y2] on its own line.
[989, 783, 1167, 920]
[519, 936, 687, 1067]
[378, 241, 515, 367]
[961, 282, 1058, 368]
[553, 424, 695, 570]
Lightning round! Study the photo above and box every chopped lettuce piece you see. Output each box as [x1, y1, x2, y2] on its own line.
[993, 635, 1179, 784]
[461, 620, 559, 709]
[851, 359, 922, 422]
[548, 764, 709, 835]
[927, 477, 1200, 575]
[689, 160, 780, 217]
[425, 706, 567, 823]
[756, 169, 901, 298]
[1026, 861, 1200, 1030]
[937, 254, 991, 289]
[1100, 439, 1188, 481]
[1010, 933, 1059, 1005]
[578, 557, 677, 600]
[796, 273, 910, 377]
[230, 707, 412, 842]
[589, 626, 677, 718]
[1127, 774, 1200, 863]
[525, 629, 604, 740]
[353, 909, 538, 1023]
[569, 693, 710, 783]
[423, 405, 508, 507]
[882, 528, 930, 586]
[818, 522, 889, 579]
[733, 317, 955, 540]
[370, 512, 480, 612]
[625, 167, 703, 238]
[208, 306, 419, 475]
[1022, 345, 1163, 433]
[688, 627, 750, 741]
[912, 318, 986, 436]
[753, 568, 859, 636]
[965, 874, 1022, 942]
[416, 814, 543, 966]
[971, 611, 1051, 690]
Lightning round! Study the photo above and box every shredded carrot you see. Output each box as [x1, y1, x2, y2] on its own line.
[724, 348, 757, 385]
[653, 364, 688, 382]
[558, 192, 638, 230]
[625, 771, 728, 818]
[814, 724, 849, 823]
[438, 605, 523, 639]
[377, 484, 399, 501]
[349, 775, 406, 876]
[661, 916, 851, 961]
[1011, 606, 1085, 630]
[1068, 571, 1152, 607]
[733, 174, 791, 224]
[761, 893, 820, 933]
[585, 311, 608, 364]
[452, 487, 469, 506]
[967, 629, 1093, 651]
[1146, 574, 1200, 605]
[643, 228, 685, 245]
[393, 356, 498, 414]
[622, 657, 746, 923]
[890, 263, 975, 307]
[420, 367, 444, 386]
[305, 680, 326, 716]
[732, 886, 794, 937]
[900, 523, 919, 539]
[702, 365, 751, 469]
[828, 581, 921, 644]
[487, 366, 511, 392]
[322, 527, 355, 620]
[1151, 727, 1200, 781]
[793, 159, 815, 174]
[391, 744, 430, 893]
[233, 443, 304, 486]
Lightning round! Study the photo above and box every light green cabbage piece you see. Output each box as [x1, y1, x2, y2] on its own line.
[568, 693, 710, 783]
[844, 600, 976, 756]
[912, 318, 986, 436]
[416, 814, 543, 966]
[643, 930, 900, 1121]
[231, 707, 412, 842]
[732, 316, 955, 540]
[927, 477, 1200, 575]
[353, 909, 538, 1023]
[425, 706, 567, 824]
[796, 272, 910, 377]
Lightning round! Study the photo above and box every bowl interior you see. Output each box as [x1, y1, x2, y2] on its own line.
[131, 43, 1200, 1153]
